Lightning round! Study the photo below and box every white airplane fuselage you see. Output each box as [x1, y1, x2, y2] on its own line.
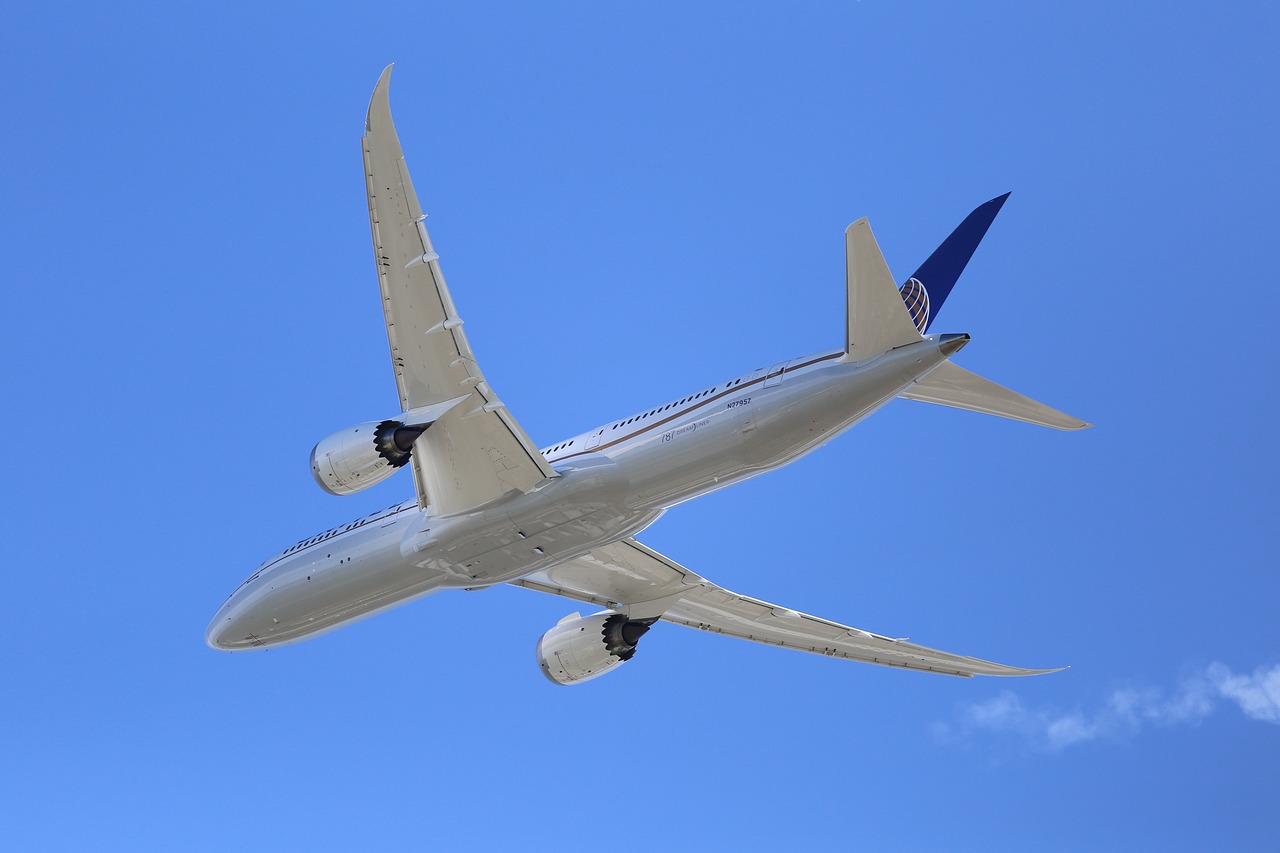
[207, 336, 964, 650]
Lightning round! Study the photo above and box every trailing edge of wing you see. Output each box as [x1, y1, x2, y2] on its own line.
[363, 65, 556, 514]
[512, 538, 1061, 678]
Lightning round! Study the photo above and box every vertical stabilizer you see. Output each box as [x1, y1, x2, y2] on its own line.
[904, 193, 1010, 332]
[845, 219, 924, 360]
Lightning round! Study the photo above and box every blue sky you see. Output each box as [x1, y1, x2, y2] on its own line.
[3, 3, 1277, 850]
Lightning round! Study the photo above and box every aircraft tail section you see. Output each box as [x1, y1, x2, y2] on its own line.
[844, 201, 1089, 431]
[903, 193, 1010, 333]
[844, 218, 923, 360]
[902, 361, 1090, 430]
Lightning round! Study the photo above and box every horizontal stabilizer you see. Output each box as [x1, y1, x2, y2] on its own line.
[845, 219, 924, 360]
[902, 361, 1090, 430]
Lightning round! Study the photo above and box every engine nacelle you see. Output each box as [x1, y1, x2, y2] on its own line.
[536, 611, 654, 686]
[310, 419, 426, 496]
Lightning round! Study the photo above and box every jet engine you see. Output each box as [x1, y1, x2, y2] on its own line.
[310, 419, 427, 496]
[536, 611, 655, 685]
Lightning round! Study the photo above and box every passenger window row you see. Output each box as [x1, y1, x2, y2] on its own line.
[609, 386, 720, 430]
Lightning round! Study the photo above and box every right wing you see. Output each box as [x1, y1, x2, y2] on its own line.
[363, 66, 556, 514]
[513, 538, 1060, 678]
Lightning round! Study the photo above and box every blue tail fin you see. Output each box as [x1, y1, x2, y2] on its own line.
[899, 193, 1010, 333]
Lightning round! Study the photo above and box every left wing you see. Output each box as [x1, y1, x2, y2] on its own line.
[513, 539, 1059, 678]
[363, 65, 556, 514]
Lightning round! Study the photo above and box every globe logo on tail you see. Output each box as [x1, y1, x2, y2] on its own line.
[899, 277, 930, 334]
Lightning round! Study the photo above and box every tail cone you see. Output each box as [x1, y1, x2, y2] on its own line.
[938, 333, 971, 358]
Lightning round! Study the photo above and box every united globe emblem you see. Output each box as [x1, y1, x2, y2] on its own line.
[899, 277, 930, 334]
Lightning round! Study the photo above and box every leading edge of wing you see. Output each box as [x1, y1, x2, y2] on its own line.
[512, 538, 1062, 678]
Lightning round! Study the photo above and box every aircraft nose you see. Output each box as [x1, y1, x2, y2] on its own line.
[206, 606, 261, 651]
[206, 610, 232, 650]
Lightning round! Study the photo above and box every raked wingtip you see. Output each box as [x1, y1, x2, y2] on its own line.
[366, 64, 395, 133]
[1026, 664, 1070, 676]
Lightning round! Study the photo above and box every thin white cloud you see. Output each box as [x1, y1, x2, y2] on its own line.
[1208, 662, 1280, 724]
[936, 662, 1280, 751]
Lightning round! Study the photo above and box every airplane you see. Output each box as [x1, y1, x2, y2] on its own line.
[206, 66, 1089, 684]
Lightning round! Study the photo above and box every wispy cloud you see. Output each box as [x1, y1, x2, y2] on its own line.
[1209, 662, 1280, 724]
[935, 662, 1280, 751]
